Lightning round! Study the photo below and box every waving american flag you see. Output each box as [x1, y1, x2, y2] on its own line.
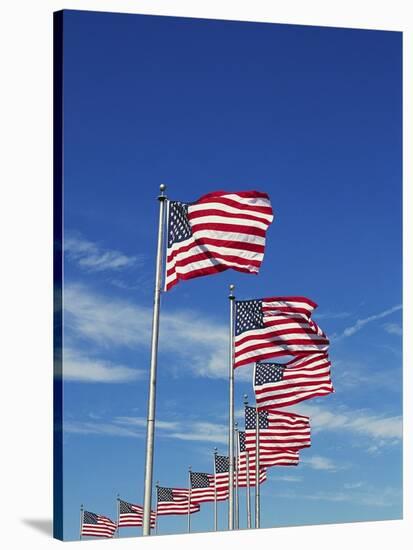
[165, 190, 274, 291]
[118, 499, 156, 528]
[254, 353, 334, 410]
[245, 406, 311, 452]
[234, 296, 329, 368]
[81, 510, 117, 538]
[156, 486, 200, 516]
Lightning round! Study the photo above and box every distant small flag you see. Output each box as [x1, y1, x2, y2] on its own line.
[156, 486, 200, 516]
[165, 190, 274, 291]
[235, 297, 329, 368]
[255, 353, 334, 410]
[118, 499, 156, 528]
[190, 471, 228, 503]
[214, 453, 266, 489]
[245, 407, 311, 452]
[81, 510, 117, 538]
[237, 467, 267, 488]
[238, 430, 299, 469]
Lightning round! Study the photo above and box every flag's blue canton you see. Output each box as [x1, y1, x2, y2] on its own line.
[168, 201, 192, 247]
[245, 406, 269, 430]
[235, 299, 264, 336]
[255, 363, 285, 386]
[191, 472, 211, 488]
[119, 500, 134, 514]
[238, 431, 246, 452]
[83, 511, 99, 524]
[157, 487, 174, 502]
[215, 455, 229, 473]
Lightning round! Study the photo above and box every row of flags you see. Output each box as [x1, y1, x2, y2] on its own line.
[78, 187, 335, 537]
[80, 401, 318, 538]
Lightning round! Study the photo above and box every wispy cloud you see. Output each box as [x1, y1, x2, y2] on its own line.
[115, 416, 227, 444]
[64, 284, 229, 379]
[333, 304, 402, 341]
[292, 403, 402, 444]
[383, 323, 403, 336]
[331, 357, 401, 393]
[313, 311, 351, 320]
[301, 455, 339, 471]
[271, 475, 302, 483]
[64, 415, 228, 444]
[276, 486, 401, 508]
[63, 347, 143, 383]
[65, 234, 141, 272]
[343, 482, 364, 489]
[64, 420, 141, 438]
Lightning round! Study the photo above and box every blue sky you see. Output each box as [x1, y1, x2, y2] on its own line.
[60, 10, 402, 540]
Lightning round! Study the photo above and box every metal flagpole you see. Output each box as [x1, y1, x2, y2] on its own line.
[79, 504, 84, 540]
[255, 407, 261, 529]
[143, 184, 167, 536]
[234, 421, 239, 529]
[213, 447, 218, 531]
[243, 395, 251, 529]
[116, 493, 120, 537]
[228, 284, 235, 530]
[188, 466, 192, 533]
[155, 481, 159, 535]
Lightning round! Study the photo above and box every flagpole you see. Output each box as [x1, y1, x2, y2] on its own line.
[228, 284, 235, 530]
[234, 421, 239, 529]
[155, 481, 159, 535]
[143, 184, 167, 536]
[116, 493, 120, 537]
[188, 466, 192, 533]
[213, 447, 218, 531]
[244, 395, 251, 529]
[255, 407, 260, 529]
[79, 504, 83, 540]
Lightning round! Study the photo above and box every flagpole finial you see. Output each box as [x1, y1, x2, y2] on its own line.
[243, 394, 248, 405]
[229, 284, 235, 299]
[214, 446, 218, 454]
[158, 184, 167, 201]
[235, 421, 238, 430]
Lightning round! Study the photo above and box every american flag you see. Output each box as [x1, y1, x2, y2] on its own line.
[118, 499, 156, 528]
[234, 297, 329, 368]
[156, 486, 200, 516]
[245, 406, 311, 452]
[254, 353, 334, 410]
[214, 453, 266, 489]
[81, 510, 117, 538]
[165, 190, 274, 291]
[238, 430, 299, 469]
[190, 471, 228, 503]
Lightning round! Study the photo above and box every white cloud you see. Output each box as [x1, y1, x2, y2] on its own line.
[63, 347, 143, 383]
[64, 420, 141, 438]
[343, 482, 364, 489]
[65, 234, 140, 272]
[64, 284, 229, 379]
[383, 322, 403, 336]
[276, 485, 401, 508]
[333, 304, 402, 340]
[272, 475, 302, 482]
[292, 403, 402, 442]
[65, 415, 227, 445]
[313, 311, 351, 320]
[301, 455, 338, 471]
